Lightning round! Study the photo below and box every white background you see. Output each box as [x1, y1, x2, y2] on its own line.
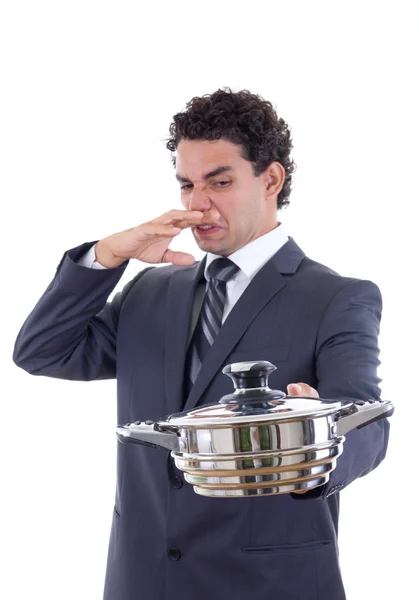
[1, 1, 417, 598]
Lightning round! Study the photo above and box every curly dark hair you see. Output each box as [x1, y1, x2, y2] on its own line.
[165, 87, 296, 210]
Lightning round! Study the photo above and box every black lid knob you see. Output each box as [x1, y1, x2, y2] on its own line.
[223, 360, 276, 389]
[219, 361, 286, 407]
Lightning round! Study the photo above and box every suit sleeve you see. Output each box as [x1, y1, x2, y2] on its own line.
[291, 278, 391, 500]
[12, 241, 152, 381]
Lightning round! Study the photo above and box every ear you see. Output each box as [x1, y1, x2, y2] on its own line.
[265, 162, 286, 195]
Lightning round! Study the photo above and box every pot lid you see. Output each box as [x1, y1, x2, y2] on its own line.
[166, 361, 353, 427]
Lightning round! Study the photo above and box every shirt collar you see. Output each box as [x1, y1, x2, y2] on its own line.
[204, 222, 289, 282]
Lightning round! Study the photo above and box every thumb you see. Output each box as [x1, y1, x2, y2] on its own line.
[163, 249, 196, 266]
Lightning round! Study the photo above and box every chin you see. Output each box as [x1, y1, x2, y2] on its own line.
[194, 232, 232, 256]
[198, 240, 217, 251]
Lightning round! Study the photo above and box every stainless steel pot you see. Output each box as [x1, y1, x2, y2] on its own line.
[116, 361, 394, 497]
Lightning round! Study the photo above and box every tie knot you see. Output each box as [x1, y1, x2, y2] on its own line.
[207, 257, 239, 283]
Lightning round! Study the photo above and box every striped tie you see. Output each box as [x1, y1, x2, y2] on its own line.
[185, 257, 239, 396]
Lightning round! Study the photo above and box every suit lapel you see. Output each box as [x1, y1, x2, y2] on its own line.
[182, 236, 306, 411]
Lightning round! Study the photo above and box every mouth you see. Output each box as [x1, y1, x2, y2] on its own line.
[194, 224, 222, 236]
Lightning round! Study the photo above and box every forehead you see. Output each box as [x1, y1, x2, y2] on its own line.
[175, 138, 247, 181]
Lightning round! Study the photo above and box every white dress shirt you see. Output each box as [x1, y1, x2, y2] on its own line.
[203, 223, 288, 323]
[78, 223, 289, 326]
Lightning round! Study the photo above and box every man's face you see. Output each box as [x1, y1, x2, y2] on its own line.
[175, 138, 284, 256]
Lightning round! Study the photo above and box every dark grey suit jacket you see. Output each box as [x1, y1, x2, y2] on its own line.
[13, 236, 390, 600]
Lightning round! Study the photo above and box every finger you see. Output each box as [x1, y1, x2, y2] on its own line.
[172, 210, 223, 230]
[163, 217, 206, 231]
[153, 210, 204, 225]
[287, 383, 303, 396]
[287, 383, 319, 398]
[162, 248, 196, 266]
[136, 223, 182, 237]
[168, 218, 203, 231]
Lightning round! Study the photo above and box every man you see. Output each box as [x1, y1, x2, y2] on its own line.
[13, 87, 390, 599]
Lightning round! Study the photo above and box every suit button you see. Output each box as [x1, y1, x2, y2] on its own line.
[172, 476, 183, 489]
[168, 548, 181, 561]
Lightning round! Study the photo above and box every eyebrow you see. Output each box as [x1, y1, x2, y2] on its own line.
[175, 165, 234, 184]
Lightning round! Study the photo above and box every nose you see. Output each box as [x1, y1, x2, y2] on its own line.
[187, 187, 211, 213]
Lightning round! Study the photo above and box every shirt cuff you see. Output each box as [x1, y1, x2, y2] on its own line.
[77, 243, 108, 269]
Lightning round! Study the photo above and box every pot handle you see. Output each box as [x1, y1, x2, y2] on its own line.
[116, 421, 181, 451]
[335, 399, 394, 436]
